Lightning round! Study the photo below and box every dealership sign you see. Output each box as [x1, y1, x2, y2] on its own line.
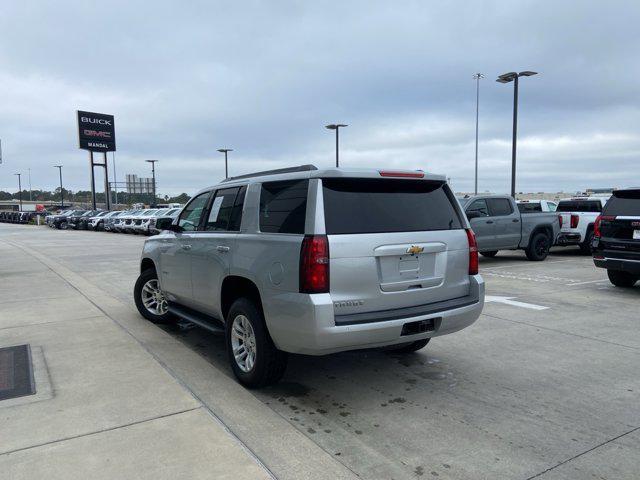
[77, 110, 116, 152]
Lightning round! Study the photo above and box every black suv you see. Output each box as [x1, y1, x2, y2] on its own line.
[592, 188, 640, 287]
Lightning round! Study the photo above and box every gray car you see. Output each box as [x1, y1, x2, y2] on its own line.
[458, 194, 560, 261]
[134, 165, 485, 387]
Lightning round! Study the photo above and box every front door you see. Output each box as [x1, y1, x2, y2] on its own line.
[191, 186, 246, 319]
[159, 191, 211, 305]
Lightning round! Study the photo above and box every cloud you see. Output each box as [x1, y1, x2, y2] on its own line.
[1, 1, 639, 195]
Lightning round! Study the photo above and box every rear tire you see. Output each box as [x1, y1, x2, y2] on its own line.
[389, 338, 430, 353]
[525, 232, 550, 261]
[134, 268, 175, 324]
[607, 270, 638, 288]
[580, 230, 594, 255]
[226, 298, 288, 388]
[481, 251, 498, 258]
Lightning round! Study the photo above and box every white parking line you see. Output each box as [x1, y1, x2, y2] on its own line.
[565, 279, 609, 286]
[485, 295, 549, 310]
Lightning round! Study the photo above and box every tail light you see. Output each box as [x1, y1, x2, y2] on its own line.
[594, 215, 614, 238]
[558, 215, 563, 228]
[466, 229, 479, 275]
[570, 214, 579, 229]
[300, 235, 330, 293]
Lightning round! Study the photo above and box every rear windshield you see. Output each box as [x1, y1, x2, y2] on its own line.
[603, 190, 640, 216]
[557, 200, 602, 213]
[518, 203, 542, 213]
[322, 178, 462, 234]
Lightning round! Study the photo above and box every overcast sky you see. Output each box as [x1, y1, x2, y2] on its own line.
[1, 1, 639, 196]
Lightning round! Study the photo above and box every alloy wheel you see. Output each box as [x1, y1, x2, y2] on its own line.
[230, 314, 257, 373]
[141, 279, 168, 315]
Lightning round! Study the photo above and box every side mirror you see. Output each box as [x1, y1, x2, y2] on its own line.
[156, 217, 181, 232]
[466, 210, 481, 220]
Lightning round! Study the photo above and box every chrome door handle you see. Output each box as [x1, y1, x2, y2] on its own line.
[181, 244, 192, 250]
[216, 245, 230, 252]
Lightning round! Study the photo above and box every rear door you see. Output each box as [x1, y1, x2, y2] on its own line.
[465, 199, 496, 251]
[487, 198, 521, 249]
[322, 178, 470, 317]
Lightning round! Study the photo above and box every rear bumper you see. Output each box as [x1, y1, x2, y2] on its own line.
[265, 275, 485, 355]
[593, 256, 640, 274]
[556, 232, 582, 245]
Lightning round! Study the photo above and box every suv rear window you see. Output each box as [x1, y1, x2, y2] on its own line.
[603, 190, 640, 216]
[322, 178, 462, 234]
[557, 200, 602, 213]
[259, 180, 308, 234]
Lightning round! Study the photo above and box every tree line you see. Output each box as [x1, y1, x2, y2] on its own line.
[0, 188, 191, 205]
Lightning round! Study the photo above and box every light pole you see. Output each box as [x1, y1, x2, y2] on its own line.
[14, 173, 22, 211]
[473, 73, 484, 194]
[54, 165, 64, 208]
[325, 124, 348, 167]
[217, 149, 232, 178]
[28, 168, 32, 201]
[496, 71, 538, 198]
[145, 160, 158, 207]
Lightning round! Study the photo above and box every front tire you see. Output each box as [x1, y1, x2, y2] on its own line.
[226, 298, 287, 388]
[481, 251, 498, 258]
[526, 232, 550, 261]
[134, 268, 175, 324]
[607, 270, 638, 288]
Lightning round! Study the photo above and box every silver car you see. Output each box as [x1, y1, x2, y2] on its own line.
[134, 165, 484, 387]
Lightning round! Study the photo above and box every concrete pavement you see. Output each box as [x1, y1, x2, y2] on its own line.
[0, 226, 358, 480]
[1, 224, 639, 479]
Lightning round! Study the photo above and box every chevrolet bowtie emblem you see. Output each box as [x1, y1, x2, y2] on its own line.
[406, 245, 424, 255]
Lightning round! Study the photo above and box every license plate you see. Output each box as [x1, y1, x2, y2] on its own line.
[634, 230, 640, 240]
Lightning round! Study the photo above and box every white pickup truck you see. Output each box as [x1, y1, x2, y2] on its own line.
[555, 196, 610, 254]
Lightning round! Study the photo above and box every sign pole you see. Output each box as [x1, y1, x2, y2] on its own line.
[89, 151, 97, 209]
[103, 152, 111, 211]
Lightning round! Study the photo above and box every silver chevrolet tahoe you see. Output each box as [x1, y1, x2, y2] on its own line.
[134, 165, 485, 387]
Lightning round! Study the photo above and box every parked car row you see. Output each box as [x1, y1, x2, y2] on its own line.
[0, 211, 40, 224]
[45, 207, 181, 235]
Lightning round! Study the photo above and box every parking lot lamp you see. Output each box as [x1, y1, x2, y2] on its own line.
[145, 160, 158, 207]
[325, 124, 348, 168]
[54, 165, 64, 208]
[217, 149, 232, 179]
[496, 71, 538, 198]
[14, 173, 22, 211]
[473, 73, 484, 194]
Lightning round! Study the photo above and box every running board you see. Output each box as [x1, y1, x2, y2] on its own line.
[168, 303, 225, 335]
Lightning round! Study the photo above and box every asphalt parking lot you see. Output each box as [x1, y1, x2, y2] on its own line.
[2, 224, 639, 480]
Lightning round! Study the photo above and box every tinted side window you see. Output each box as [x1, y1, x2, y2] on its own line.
[603, 191, 640, 216]
[467, 199, 490, 217]
[488, 198, 513, 216]
[178, 192, 210, 231]
[205, 187, 239, 231]
[228, 185, 247, 231]
[259, 180, 308, 234]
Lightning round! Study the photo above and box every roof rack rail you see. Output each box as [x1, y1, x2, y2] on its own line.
[220, 164, 318, 183]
